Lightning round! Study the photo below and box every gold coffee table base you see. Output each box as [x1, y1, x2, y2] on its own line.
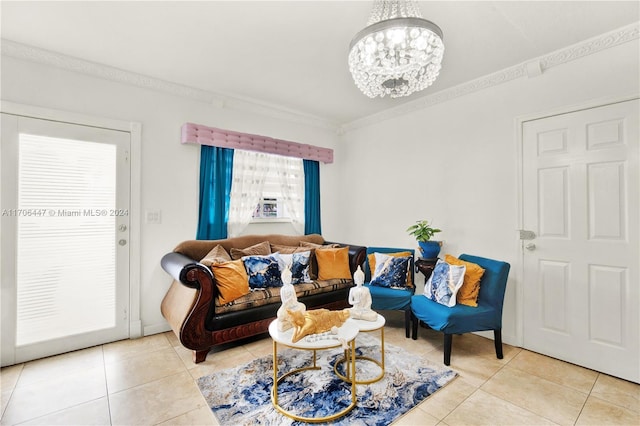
[334, 315, 386, 385]
[333, 354, 384, 385]
[269, 320, 359, 423]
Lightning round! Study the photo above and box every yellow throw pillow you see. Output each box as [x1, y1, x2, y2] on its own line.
[299, 241, 340, 280]
[316, 246, 352, 280]
[230, 240, 271, 260]
[211, 259, 250, 305]
[200, 244, 232, 267]
[368, 251, 414, 288]
[445, 254, 485, 307]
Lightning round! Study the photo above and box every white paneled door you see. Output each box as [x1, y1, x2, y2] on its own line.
[522, 99, 639, 383]
[1, 114, 130, 366]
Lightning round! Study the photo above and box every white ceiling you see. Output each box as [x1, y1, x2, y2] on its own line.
[2, 1, 639, 127]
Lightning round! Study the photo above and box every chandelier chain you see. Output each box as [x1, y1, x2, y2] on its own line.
[367, 0, 423, 25]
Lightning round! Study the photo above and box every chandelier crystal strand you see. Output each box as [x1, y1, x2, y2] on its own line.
[349, 0, 444, 98]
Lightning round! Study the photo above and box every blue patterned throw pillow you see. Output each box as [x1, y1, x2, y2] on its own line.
[424, 259, 466, 307]
[370, 252, 411, 288]
[276, 251, 311, 284]
[242, 254, 283, 289]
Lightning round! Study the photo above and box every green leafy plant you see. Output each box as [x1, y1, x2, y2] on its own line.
[406, 220, 442, 242]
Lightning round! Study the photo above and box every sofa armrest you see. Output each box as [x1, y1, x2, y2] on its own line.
[325, 241, 367, 275]
[160, 252, 215, 358]
[161, 252, 213, 289]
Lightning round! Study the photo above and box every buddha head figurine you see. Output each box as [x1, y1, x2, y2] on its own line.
[354, 265, 364, 286]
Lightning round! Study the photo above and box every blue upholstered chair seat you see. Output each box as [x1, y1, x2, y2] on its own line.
[410, 296, 499, 334]
[366, 285, 413, 311]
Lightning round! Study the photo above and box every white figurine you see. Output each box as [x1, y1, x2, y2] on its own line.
[277, 266, 306, 331]
[281, 264, 293, 286]
[348, 265, 378, 321]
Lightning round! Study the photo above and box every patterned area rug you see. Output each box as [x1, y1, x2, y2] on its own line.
[197, 333, 457, 425]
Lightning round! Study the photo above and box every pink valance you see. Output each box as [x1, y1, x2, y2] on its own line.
[181, 122, 333, 164]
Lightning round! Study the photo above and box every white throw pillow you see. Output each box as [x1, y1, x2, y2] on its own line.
[424, 259, 466, 307]
[276, 251, 311, 284]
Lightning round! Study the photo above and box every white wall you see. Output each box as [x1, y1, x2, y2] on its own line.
[339, 39, 640, 344]
[2, 37, 638, 344]
[0, 55, 342, 335]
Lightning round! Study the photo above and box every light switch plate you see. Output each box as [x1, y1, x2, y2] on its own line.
[146, 210, 161, 224]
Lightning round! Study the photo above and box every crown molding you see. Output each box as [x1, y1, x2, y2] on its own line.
[3, 21, 638, 136]
[339, 22, 640, 133]
[540, 22, 639, 70]
[1, 39, 218, 104]
[0, 39, 337, 131]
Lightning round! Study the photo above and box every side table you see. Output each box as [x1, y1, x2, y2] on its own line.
[334, 313, 386, 384]
[269, 319, 359, 423]
[415, 257, 438, 284]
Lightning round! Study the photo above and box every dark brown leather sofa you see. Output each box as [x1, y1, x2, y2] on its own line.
[160, 234, 366, 363]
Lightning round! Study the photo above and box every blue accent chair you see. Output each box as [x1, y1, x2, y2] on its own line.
[363, 246, 415, 338]
[410, 254, 510, 366]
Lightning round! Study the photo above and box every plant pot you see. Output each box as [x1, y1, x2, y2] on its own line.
[418, 241, 441, 259]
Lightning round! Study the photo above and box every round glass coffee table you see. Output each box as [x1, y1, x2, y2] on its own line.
[334, 313, 386, 384]
[268, 318, 359, 423]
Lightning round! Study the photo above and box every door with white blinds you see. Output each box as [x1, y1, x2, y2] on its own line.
[1, 114, 130, 366]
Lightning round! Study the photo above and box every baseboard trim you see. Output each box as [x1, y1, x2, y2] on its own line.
[143, 323, 171, 336]
[129, 320, 143, 338]
[474, 330, 518, 347]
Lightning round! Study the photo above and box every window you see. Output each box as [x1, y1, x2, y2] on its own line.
[251, 156, 304, 221]
[253, 198, 285, 220]
[228, 150, 304, 235]
[196, 144, 322, 240]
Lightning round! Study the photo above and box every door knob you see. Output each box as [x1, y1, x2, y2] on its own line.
[525, 243, 536, 251]
[119, 239, 127, 246]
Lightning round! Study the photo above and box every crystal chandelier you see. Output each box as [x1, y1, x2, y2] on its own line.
[348, 0, 444, 98]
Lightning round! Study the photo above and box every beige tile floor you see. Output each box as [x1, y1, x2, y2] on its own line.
[1, 311, 638, 425]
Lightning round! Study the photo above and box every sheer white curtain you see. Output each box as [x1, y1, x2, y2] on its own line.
[227, 150, 270, 237]
[273, 155, 305, 234]
[228, 151, 306, 236]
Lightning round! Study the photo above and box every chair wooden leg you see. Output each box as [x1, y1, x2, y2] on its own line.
[494, 329, 503, 359]
[404, 308, 411, 338]
[410, 310, 418, 340]
[443, 334, 452, 366]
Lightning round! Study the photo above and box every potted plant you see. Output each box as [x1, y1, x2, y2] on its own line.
[406, 220, 442, 259]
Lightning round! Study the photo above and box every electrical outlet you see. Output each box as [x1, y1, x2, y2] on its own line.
[145, 210, 161, 224]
